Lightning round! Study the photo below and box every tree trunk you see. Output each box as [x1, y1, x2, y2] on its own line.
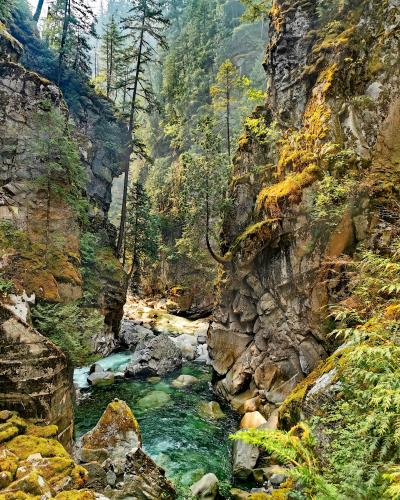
[226, 83, 231, 159]
[57, 0, 71, 86]
[117, 3, 147, 257]
[33, 0, 45, 22]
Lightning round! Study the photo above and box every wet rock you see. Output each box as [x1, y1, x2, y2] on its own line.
[125, 334, 182, 377]
[119, 320, 154, 350]
[87, 369, 115, 387]
[233, 433, 259, 480]
[198, 402, 225, 420]
[230, 488, 251, 500]
[106, 447, 176, 499]
[171, 374, 199, 388]
[137, 391, 171, 410]
[171, 334, 198, 361]
[189, 472, 219, 499]
[240, 412, 267, 429]
[82, 461, 107, 491]
[77, 400, 141, 473]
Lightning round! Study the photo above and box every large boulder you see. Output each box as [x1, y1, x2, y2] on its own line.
[189, 473, 219, 499]
[87, 364, 115, 386]
[77, 399, 141, 473]
[119, 320, 154, 350]
[106, 448, 176, 500]
[232, 431, 260, 480]
[125, 334, 182, 378]
[171, 334, 198, 361]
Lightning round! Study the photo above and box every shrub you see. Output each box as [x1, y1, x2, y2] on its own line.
[32, 302, 103, 366]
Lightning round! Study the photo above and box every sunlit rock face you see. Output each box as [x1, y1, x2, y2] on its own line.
[209, 0, 400, 414]
[0, 305, 73, 448]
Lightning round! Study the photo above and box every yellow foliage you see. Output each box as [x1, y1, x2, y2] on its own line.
[256, 165, 320, 212]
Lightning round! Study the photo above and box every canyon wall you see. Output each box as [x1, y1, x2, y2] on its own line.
[209, 0, 400, 414]
[0, 20, 128, 442]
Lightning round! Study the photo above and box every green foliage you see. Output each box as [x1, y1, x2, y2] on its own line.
[33, 103, 89, 224]
[0, 0, 15, 21]
[310, 172, 356, 227]
[126, 182, 161, 291]
[244, 116, 281, 146]
[32, 301, 103, 366]
[310, 238, 400, 497]
[240, 0, 272, 22]
[0, 273, 14, 296]
[231, 424, 338, 498]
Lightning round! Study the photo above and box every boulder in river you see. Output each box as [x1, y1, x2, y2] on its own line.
[107, 447, 176, 499]
[189, 472, 219, 499]
[171, 334, 198, 361]
[171, 374, 199, 388]
[77, 399, 141, 473]
[198, 402, 225, 420]
[232, 431, 260, 480]
[119, 319, 155, 350]
[87, 365, 115, 387]
[125, 333, 182, 377]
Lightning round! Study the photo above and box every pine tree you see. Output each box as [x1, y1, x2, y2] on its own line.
[33, 0, 45, 22]
[101, 16, 124, 99]
[45, 0, 97, 84]
[116, 0, 169, 259]
[126, 182, 159, 291]
[210, 59, 241, 160]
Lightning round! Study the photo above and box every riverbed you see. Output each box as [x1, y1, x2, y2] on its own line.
[74, 355, 238, 496]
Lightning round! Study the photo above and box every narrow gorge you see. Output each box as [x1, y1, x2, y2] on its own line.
[0, 0, 400, 499]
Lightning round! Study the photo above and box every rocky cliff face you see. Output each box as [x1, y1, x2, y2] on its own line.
[209, 0, 400, 414]
[0, 22, 128, 353]
[0, 21, 128, 441]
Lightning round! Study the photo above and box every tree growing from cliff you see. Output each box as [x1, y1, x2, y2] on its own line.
[177, 115, 230, 263]
[240, 0, 272, 21]
[44, 0, 97, 84]
[116, 0, 169, 259]
[210, 59, 241, 160]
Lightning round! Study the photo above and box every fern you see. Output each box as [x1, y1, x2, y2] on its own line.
[231, 424, 338, 498]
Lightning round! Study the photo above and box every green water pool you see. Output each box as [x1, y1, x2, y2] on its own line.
[74, 362, 238, 496]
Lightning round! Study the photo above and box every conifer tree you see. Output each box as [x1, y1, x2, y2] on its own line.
[210, 59, 240, 160]
[101, 16, 123, 99]
[126, 182, 159, 291]
[116, 0, 168, 258]
[45, 0, 97, 84]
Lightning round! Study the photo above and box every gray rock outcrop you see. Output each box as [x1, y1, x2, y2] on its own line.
[125, 334, 182, 378]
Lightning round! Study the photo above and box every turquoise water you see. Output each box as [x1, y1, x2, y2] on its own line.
[74, 361, 238, 496]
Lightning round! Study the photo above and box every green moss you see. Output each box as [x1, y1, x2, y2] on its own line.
[5, 436, 69, 460]
[279, 353, 340, 429]
[25, 425, 58, 439]
[0, 426, 19, 445]
[54, 490, 96, 500]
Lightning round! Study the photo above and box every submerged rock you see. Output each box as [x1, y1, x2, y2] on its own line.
[77, 399, 141, 473]
[189, 472, 219, 499]
[137, 391, 172, 410]
[198, 402, 225, 420]
[125, 333, 182, 377]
